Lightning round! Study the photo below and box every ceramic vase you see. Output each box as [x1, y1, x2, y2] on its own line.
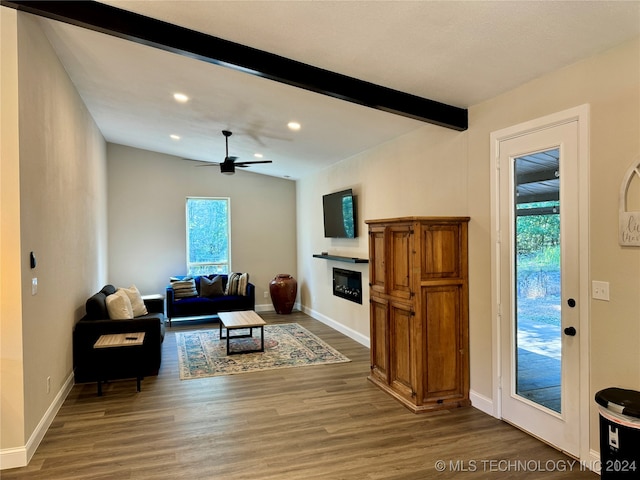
[269, 274, 297, 314]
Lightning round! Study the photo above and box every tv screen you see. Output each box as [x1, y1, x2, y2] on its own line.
[323, 189, 357, 238]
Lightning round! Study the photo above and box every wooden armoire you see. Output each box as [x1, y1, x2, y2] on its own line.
[366, 217, 470, 413]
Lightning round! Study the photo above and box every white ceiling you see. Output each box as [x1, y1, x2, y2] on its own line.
[35, 1, 640, 180]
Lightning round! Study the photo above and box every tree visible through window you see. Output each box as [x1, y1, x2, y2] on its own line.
[186, 197, 230, 276]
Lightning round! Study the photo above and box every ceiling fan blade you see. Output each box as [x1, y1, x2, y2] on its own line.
[196, 162, 221, 167]
[234, 160, 273, 166]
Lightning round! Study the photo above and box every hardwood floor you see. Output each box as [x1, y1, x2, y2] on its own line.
[4, 312, 597, 479]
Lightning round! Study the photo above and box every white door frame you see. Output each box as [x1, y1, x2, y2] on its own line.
[490, 105, 591, 461]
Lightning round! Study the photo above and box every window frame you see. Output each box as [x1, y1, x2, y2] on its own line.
[185, 196, 231, 276]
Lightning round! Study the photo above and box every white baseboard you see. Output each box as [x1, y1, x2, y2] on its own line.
[255, 303, 275, 313]
[0, 446, 26, 471]
[467, 391, 600, 475]
[469, 390, 495, 417]
[588, 449, 601, 475]
[300, 305, 370, 348]
[0, 372, 74, 470]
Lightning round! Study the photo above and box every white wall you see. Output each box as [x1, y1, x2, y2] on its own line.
[107, 144, 297, 307]
[0, 9, 108, 464]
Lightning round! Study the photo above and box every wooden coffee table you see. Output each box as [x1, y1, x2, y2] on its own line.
[218, 311, 266, 355]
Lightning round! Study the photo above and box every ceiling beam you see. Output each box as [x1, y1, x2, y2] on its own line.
[516, 205, 559, 216]
[516, 167, 559, 186]
[1, 0, 468, 131]
[517, 192, 560, 204]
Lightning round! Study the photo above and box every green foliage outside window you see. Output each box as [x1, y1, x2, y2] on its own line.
[516, 201, 560, 260]
[186, 197, 230, 275]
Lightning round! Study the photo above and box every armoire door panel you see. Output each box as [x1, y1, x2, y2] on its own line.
[388, 225, 413, 299]
[389, 302, 415, 398]
[421, 224, 461, 280]
[423, 286, 462, 399]
[369, 227, 386, 294]
[369, 296, 389, 383]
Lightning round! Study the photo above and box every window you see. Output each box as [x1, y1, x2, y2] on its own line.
[186, 197, 230, 276]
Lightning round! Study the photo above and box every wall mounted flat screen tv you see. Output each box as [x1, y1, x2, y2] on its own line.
[323, 189, 357, 238]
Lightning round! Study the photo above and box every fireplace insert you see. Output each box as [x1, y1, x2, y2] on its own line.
[333, 268, 362, 304]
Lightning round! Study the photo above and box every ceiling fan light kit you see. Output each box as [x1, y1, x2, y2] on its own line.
[220, 163, 235, 175]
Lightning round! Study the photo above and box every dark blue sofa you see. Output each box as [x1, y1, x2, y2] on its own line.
[166, 274, 255, 326]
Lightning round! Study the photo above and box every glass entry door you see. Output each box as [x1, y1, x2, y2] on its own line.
[496, 120, 582, 457]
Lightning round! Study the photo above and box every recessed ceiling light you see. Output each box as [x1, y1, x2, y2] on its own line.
[173, 93, 189, 103]
[170, 134, 181, 140]
[287, 121, 301, 131]
[254, 153, 263, 158]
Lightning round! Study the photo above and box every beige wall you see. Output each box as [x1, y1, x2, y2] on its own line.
[0, 10, 108, 458]
[1, 6, 26, 451]
[297, 36, 640, 458]
[107, 144, 297, 306]
[296, 125, 468, 343]
[468, 37, 640, 450]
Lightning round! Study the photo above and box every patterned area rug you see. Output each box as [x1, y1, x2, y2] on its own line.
[176, 323, 351, 379]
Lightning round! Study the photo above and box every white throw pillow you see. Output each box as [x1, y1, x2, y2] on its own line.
[106, 289, 134, 320]
[238, 272, 249, 296]
[171, 277, 198, 298]
[120, 285, 148, 317]
[225, 272, 249, 296]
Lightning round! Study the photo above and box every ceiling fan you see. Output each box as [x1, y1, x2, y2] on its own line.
[200, 130, 273, 175]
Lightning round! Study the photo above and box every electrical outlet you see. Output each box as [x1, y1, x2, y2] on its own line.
[47, 376, 51, 394]
[592, 281, 610, 301]
[263, 291, 269, 299]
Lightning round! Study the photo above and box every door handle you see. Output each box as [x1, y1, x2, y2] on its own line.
[564, 326, 577, 336]
[567, 298, 576, 307]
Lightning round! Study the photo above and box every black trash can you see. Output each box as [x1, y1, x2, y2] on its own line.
[595, 388, 640, 479]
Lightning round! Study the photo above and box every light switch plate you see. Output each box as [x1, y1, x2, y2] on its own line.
[32, 277, 38, 296]
[592, 280, 610, 301]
